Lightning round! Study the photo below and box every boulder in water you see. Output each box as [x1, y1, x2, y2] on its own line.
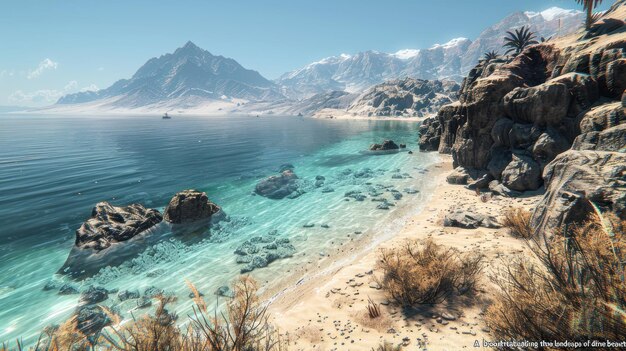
[255, 170, 299, 199]
[369, 140, 400, 151]
[76, 305, 111, 336]
[59, 201, 164, 278]
[75, 202, 163, 251]
[164, 189, 221, 224]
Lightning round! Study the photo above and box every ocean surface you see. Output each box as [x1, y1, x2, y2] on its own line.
[0, 114, 439, 343]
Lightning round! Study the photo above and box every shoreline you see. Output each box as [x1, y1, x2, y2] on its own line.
[2, 108, 432, 123]
[263, 154, 543, 350]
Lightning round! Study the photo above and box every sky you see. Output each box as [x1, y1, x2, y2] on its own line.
[0, 0, 614, 107]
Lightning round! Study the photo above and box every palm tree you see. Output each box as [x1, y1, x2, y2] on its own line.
[576, 0, 603, 29]
[483, 50, 499, 62]
[503, 26, 538, 56]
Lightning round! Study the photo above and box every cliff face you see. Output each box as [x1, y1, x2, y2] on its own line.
[346, 78, 460, 117]
[419, 0, 626, 235]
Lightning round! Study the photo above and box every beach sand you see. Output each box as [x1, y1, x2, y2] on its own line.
[311, 108, 433, 122]
[263, 155, 542, 350]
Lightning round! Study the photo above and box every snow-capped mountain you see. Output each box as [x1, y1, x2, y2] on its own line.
[461, 7, 584, 73]
[278, 7, 583, 100]
[58, 41, 283, 107]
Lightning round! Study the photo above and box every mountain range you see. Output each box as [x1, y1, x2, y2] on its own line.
[278, 7, 584, 99]
[58, 41, 284, 106]
[55, 7, 584, 112]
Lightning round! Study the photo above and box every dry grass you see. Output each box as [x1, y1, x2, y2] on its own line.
[371, 341, 403, 351]
[487, 209, 626, 344]
[366, 297, 381, 318]
[353, 309, 393, 332]
[5, 276, 288, 351]
[501, 207, 533, 239]
[376, 239, 484, 306]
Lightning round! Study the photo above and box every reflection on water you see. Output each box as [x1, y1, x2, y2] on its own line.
[0, 114, 435, 343]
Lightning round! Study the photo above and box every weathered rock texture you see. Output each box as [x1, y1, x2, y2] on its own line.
[255, 170, 300, 199]
[60, 201, 163, 278]
[75, 202, 163, 251]
[421, 1, 626, 235]
[419, 1, 626, 197]
[164, 189, 221, 224]
[369, 140, 400, 151]
[347, 78, 459, 117]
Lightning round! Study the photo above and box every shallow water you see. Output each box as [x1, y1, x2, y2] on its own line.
[0, 114, 438, 343]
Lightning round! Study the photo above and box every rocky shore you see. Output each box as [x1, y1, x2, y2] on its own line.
[265, 2, 626, 349]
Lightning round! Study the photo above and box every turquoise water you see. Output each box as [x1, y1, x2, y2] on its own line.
[0, 114, 438, 343]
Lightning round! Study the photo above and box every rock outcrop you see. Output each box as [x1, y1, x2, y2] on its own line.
[347, 78, 459, 117]
[419, 2, 626, 194]
[421, 1, 626, 237]
[59, 202, 163, 278]
[164, 189, 221, 224]
[74, 202, 163, 251]
[255, 169, 300, 199]
[530, 149, 626, 236]
[444, 208, 501, 229]
[369, 140, 400, 151]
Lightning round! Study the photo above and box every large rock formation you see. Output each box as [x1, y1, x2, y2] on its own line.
[164, 189, 221, 224]
[74, 202, 163, 251]
[420, 0, 626, 237]
[346, 78, 459, 117]
[59, 202, 163, 277]
[419, 1, 626, 194]
[530, 148, 626, 236]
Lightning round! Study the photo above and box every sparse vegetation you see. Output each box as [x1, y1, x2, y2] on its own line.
[3, 276, 287, 351]
[372, 341, 403, 351]
[503, 26, 538, 56]
[376, 239, 484, 306]
[483, 50, 499, 62]
[487, 207, 626, 344]
[502, 207, 533, 239]
[577, 0, 604, 29]
[366, 296, 381, 319]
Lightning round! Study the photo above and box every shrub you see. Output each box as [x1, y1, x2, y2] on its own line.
[372, 341, 403, 351]
[486, 210, 626, 344]
[502, 207, 533, 239]
[366, 297, 381, 319]
[7, 276, 287, 351]
[376, 239, 484, 305]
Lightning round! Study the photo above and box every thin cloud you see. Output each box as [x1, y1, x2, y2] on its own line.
[9, 81, 99, 104]
[27, 58, 58, 79]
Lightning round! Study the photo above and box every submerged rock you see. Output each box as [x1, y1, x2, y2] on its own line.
[58, 284, 79, 295]
[234, 236, 296, 273]
[369, 140, 400, 151]
[76, 305, 111, 336]
[255, 170, 299, 199]
[144, 286, 164, 298]
[79, 286, 109, 305]
[118, 289, 140, 301]
[164, 189, 221, 224]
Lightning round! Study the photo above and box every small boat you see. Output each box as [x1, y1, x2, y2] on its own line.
[162, 112, 172, 119]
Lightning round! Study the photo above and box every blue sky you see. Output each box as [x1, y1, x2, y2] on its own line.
[0, 0, 613, 106]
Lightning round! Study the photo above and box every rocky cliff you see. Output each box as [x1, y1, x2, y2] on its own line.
[419, 0, 626, 235]
[346, 78, 459, 117]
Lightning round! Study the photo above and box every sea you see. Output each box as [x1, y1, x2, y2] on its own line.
[0, 114, 439, 344]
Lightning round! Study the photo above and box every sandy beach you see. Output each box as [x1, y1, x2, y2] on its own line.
[264, 155, 542, 350]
